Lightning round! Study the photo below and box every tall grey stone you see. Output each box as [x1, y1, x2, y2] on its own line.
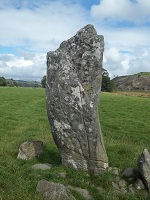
[46, 24, 108, 173]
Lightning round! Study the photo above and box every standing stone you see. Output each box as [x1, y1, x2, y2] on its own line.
[137, 149, 150, 192]
[46, 24, 108, 173]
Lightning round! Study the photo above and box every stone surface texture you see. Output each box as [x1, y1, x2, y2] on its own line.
[69, 186, 92, 200]
[46, 24, 108, 173]
[36, 180, 92, 200]
[36, 180, 76, 200]
[17, 140, 43, 160]
[134, 179, 145, 190]
[112, 73, 150, 92]
[137, 149, 150, 192]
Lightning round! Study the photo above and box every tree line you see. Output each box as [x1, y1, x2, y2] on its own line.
[0, 77, 41, 87]
[0, 77, 17, 87]
[0, 77, 7, 86]
[1, 68, 113, 91]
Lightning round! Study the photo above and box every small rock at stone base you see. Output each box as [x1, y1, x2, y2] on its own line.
[118, 179, 127, 188]
[122, 167, 137, 178]
[112, 168, 120, 176]
[69, 186, 92, 200]
[107, 167, 112, 172]
[108, 167, 120, 175]
[32, 163, 52, 170]
[17, 140, 43, 160]
[57, 172, 67, 178]
[134, 179, 145, 190]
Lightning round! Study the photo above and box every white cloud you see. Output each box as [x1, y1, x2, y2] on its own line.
[103, 45, 150, 78]
[91, 0, 150, 24]
[99, 26, 150, 51]
[0, 0, 149, 81]
[103, 47, 124, 75]
[92, 12, 150, 78]
[126, 46, 150, 75]
[0, 1, 88, 51]
[6, 57, 33, 68]
[0, 52, 46, 80]
[103, 47, 126, 77]
[106, 47, 122, 63]
[0, 0, 88, 80]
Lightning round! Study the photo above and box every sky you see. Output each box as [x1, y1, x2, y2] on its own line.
[0, 0, 150, 81]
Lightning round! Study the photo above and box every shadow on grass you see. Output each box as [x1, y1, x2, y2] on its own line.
[37, 145, 61, 165]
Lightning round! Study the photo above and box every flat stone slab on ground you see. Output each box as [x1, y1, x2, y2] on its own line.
[69, 186, 91, 200]
[32, 163, 52, 170]
[36, 179, 92, 200]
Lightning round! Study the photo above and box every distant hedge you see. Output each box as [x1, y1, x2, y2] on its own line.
[0, 77, 7, 86]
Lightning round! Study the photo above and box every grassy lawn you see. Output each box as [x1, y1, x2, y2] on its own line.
[100, 93, 150, 169]
[136, 72, 150, 77]
[0, 87, 150, 199]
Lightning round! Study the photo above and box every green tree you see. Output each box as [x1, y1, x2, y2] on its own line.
[13, 81, 18, 87]
[101, 69, 113, 92]
[7, 78, 18, 87]
[41, 75, 46, 88]
[0, 77, 7, 86]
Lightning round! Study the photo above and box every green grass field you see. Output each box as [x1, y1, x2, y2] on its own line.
[136, 72, 150, 77]
[0, 87, 150, 200]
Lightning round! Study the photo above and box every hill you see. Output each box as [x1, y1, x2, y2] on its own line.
[6, 79, 41, 87]
[112, 72, 150, 92]
[15, 80, 41, 87]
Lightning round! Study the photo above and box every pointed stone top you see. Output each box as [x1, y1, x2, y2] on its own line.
[76, 24, 96, 34]
[57, 24, 104, 54]
[75, 24, 99, 41]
